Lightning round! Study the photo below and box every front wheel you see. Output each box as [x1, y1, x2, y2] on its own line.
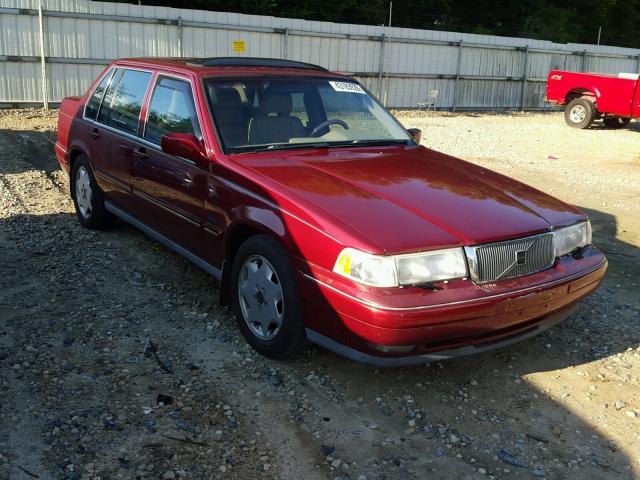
[230, 235, 308, 359]
[564, 98, 596, 129]
[603, 117, 631, 129]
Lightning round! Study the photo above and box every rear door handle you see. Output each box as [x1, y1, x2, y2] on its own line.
[133, 146, 148, 159]
[89, 127, 100, 139]
[181, 177, 194, 187]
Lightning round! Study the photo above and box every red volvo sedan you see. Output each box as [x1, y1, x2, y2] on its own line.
[55, 57, 607, 366]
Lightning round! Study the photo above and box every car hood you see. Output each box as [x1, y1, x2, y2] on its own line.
[234, 145, 585, 254]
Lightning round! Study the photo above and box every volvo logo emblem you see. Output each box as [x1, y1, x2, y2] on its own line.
[516, 250, 526, 265]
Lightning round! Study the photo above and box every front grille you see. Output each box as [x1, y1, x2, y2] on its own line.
[465, 233, 555, 284]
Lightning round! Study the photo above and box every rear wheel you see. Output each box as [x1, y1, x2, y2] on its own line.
[603, 117, 631, 129]
[564, 98, 596, 129]
[231, 235, 308, 359]
[71, 156, 115, 229]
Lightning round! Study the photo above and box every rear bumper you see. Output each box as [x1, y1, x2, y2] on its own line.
[54, 141, 70, 173]
[301, 247, 607, 365]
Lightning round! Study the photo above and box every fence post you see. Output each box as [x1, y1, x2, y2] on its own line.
[177, 16, 183, 57]
[520, 46, 529, 112]
[452, 40, 463, 112]
[581, 50, 588, 72]
[37, 0, 48, 109]
[377, 33, 386, 100]
[282, 28, 289, 59]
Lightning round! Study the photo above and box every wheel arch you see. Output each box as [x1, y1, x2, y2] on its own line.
[220, 220, 290, 306]
[67, 146, 90, 192]
[68, 147, 85, 170]
[565, 87, 599, 105]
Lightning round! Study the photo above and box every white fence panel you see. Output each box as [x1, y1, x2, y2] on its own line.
[1, 0, 639, 109]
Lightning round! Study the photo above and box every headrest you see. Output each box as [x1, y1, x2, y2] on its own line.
[216, 87, 242, 105]
[258, 93, 292, 116]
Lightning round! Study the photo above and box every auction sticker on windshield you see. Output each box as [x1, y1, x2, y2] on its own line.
[329, 81, 366, 94]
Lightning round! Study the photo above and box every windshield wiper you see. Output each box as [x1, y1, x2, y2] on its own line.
[235, 142, 331, 154]
[347, 139, 410, 147]
[232, 139, 409, 154]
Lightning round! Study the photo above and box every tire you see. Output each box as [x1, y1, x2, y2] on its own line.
[564, 98, 596, 129]
[230, 234, 308, 359]
[71, 155, 115, 229]
[603, 117, 631, 129]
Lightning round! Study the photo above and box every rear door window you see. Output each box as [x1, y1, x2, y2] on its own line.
[143, 76, 201, 145]
[84, 69, 113, 120]
[97, 68, 152, 135]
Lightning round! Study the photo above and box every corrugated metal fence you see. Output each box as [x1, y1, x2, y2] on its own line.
[1, 0, 640, 109]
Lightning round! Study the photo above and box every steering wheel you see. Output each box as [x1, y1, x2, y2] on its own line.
[310, 119, 349, 137]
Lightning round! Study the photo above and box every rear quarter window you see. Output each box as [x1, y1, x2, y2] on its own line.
[97, 68, 152, 135]
[84, 69, 113, 120]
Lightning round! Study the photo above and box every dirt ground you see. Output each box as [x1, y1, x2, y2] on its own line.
[0, 109, 639, 480]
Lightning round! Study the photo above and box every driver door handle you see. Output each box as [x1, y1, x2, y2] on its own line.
[89, 127, 100, 139]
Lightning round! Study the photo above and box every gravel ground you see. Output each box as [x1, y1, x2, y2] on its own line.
[1, 109, 639, 480]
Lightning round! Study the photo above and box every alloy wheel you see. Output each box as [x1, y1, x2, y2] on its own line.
[569, 105, 587, 123]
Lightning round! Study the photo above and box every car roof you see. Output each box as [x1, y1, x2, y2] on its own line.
[114, 57, 351, 79]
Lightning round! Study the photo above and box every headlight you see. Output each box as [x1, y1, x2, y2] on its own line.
[395, 248, 468, 285]
[333, 247, 468, 287]
[333, 248, 397, 287]
[553, 221, 592, 257]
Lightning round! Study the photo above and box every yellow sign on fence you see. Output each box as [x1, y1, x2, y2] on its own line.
[233, 40, 246, 53]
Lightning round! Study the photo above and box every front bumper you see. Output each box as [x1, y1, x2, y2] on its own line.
[301, 246, 607, 365]
[306, 305, 576, 367]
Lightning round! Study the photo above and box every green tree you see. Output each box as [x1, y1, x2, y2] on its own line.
[108, 0, 640, 48]
[521, 4, 581, 44]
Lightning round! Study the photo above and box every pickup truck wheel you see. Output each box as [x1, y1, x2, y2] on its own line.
[564, 98, 596, 129]
[71, 156, 115, 229]
[603, 117, 631, 129]
[231, 235, 308, 359]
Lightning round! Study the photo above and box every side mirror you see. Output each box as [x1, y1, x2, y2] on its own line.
[407, 128, 422, 144]
[160, 133, 208, 168]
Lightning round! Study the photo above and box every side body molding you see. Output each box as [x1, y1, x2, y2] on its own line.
[104, 201, 222, 280]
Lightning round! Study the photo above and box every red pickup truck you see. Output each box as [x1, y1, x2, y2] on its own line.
[546, 70, 640, 129]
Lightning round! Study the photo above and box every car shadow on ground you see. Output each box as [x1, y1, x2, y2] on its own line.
[587, 119, 640, 133]
[0, 128, 58, 175]
[1, 122, 638, 478]
[2, 203, 638, 478]
[298, 203, 639, 477]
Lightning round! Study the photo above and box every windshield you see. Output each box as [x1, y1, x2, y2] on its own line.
[204, 77, 412, 153]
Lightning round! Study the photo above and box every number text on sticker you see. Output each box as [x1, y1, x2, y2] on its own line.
[329, 81, 366, 94]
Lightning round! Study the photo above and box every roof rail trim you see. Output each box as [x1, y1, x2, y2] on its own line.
[187, 57, 327, 71]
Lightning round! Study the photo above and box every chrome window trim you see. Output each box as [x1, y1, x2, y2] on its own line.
[82, 66, 115, 121]
[83, 65, 155, 133]
[80, 68, 201, 168]
[142, 71, 208, 153]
